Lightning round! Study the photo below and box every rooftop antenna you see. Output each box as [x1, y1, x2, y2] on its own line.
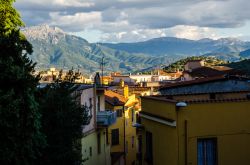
[97, 43, 105, 86]
[100, 55, 105, 86]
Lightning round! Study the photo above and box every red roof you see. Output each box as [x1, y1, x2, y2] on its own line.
[105, 90, 127, 106]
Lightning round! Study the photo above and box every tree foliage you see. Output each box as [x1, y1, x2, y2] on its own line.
[0, 0, 45, 164]
[226, 59, 250, 76]
[37, 81, 84, 165]
[163, 56, 227, 72]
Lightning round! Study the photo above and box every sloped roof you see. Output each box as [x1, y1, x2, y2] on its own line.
[142, 95, 250, 104]
[183, 66, 245, 78]
[184, 66, 225, 77]
[105, 90, 127, 106]
[160, 75, 226, 89]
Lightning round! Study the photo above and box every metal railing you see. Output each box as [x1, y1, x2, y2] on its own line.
[97, 110, 117, 126]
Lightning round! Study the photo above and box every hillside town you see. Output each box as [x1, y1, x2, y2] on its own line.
[36, 59, 250, 165]
[2, 1, 250, 165]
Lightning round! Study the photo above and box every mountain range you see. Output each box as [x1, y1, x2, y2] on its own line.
[22, 25, 250, 74]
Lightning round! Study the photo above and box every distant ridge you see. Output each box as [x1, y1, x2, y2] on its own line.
[22, 25, 250, 74]
[22, 25, 175, 74]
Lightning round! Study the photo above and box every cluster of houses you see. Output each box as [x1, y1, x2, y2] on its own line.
[40, 59, 250, 165]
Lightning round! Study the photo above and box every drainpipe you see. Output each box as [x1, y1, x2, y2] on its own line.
[123, 106, 126, 165]
[184, 120, 188, 165]
[93, 84, 97, 129]
[176, 102, 187, 165]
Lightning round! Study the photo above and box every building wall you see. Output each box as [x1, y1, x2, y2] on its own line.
[107, 105, 125, 154]
[141, 98, 176, 120]
[181, 101, 250, 165]
[96, 89, 106, 112]
[141, 118, 178, 165]
[81, 129, 111, 165]
[80, 88, 95, 134]
[124, 107, 137, 165]
[106, 98, 139, 165]
[113, 76, 134, 83]
[172, 92, 249, 101]
[141, 97, 250, 165]
[130, 75, 153, 83]
[80, 87, 112, 165]
[184, 60, 204, 71]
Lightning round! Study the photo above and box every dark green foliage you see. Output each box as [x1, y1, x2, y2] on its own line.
[163, 56, 227, 72]
[0, 0, 24, 35]
[0, 1, 45, 165]
[64, 68, 82, 83]
[37, 81, 84, 165]
[226, 59, 250, 76]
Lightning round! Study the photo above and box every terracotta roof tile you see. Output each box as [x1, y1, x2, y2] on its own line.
[105, 90, 127, 106]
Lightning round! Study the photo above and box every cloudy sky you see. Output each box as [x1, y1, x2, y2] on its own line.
[15, 0, 250, 43]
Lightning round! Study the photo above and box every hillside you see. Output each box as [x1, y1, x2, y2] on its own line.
[22, 25, 176, 74]
[163, 56, 227, 72]
[22, 25, 250, 74]
[102, 37, 250, 58]
[226, 59, 250, 76]
[239, 49, 250, 58]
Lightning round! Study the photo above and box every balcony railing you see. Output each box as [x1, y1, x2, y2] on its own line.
[97, 110, 117, 126]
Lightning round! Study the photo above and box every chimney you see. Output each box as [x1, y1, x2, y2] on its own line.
[119, 79, 124, 87]
[124, 85, 129, 98]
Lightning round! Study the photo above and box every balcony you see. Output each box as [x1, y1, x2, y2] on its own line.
[97, 110, 117, 127]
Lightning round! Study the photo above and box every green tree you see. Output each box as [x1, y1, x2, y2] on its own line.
[38, 81, 84, 165]
[0, 0, 45, 164]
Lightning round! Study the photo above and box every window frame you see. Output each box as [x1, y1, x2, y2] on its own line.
[197, 138, 218, 165]
[111, 128, 119, 146]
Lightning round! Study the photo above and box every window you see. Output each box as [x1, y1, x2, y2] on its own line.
[97, 96, 101, 111]
[106, 128, 109, 145]
[145, 131, 153, 164]
[197, 138, 217, 165]
[111, 129, 119, 145]
[125, 141, 128, 154]
[89, 98, 92, 110]
[136, 113, 141, 124]
[210, 93, 216, 100]
[132, 109, 134, 122]
[89, 147, 92, 157]
[132, 136, 135, 148]
[97, 133, 101, 154]
[116, 109, 123, 117]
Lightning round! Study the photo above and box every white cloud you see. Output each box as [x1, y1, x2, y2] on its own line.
[53, 0, 94, 7]
[170, 25, 219, 40]
[14, 0, 250, 42]
[101, 29, 167, 42]
[49, 12, 102, 32]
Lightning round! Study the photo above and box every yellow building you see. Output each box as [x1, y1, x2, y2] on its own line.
[105, 87, 139, 165]
[81, 129, 111, 165]
[140, 91, 250, 165]
[77, 85, 117, 165]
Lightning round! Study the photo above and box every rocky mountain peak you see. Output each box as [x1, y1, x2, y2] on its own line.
[22, 24, 66, 44]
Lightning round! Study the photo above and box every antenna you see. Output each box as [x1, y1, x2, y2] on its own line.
[100, 55, 105, 86]
[97, 43, 106, 86]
